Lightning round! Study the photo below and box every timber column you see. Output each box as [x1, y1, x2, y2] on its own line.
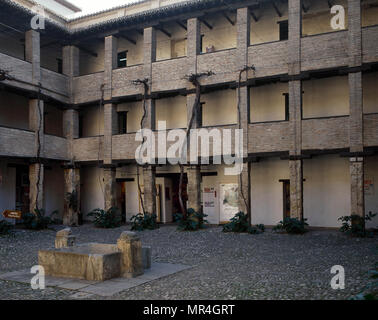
[26, 30, 44, 212]
[142, 27, 157, 214]
[103, 35, 119, 211]
[236, 7, 251, 218]
[288, 0, 303, 220]
[186, 17, 202, 212]
[62, 44, 82, 223]
[348, 0, 365, 218]
[63, 164, 80, 226]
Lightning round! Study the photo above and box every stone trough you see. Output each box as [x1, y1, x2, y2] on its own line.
[39, 229, 151, 281]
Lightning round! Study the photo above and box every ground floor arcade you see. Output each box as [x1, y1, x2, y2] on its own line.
[0, 154, 377, 228]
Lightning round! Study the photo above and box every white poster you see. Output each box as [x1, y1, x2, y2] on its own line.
[219, 184, 239, 223]
[203, 187, 217, 224]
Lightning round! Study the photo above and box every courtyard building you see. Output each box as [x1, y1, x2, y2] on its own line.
[0, 0, 377, 228]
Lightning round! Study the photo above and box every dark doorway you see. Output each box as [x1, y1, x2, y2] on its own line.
[278, 20, 289, 41]
[116, 181, 126, 223]
[156, 173, 188, 219]
[15, 165, 29, 214]
[281, 179, 290, 219]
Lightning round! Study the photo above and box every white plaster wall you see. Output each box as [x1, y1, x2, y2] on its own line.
[250, 158, 289, 226]
[250, 82, 288, 122]
[365, 155, 378, 228]
[303, 76, 349, 118]
[302, 0, 348, 36]
[82, 105, 104, 137]
[41, 45, 62, 73]
[117, 165, 143, 221]
[157, 21, 187, 61]
[117, 33, 144, 66]
[0, 161, 16, 217]
[201, 12, 237, 52]
[45, 103, 63, 136]
[202, 89, 237, 127]
[155, 96, 187, 129]
[250, 2, 288, 45]
[118, 101, 143, 133]
[0, 32, 24, 59]
[44, 163, 64, 218]
[303, 155, 350, 228]
[0, 91, 29, 130]
[362, 1, 378, 27]
[363, 72, 378, 114]
[81, 166, 104, 219]
[79, 41, 105, 75]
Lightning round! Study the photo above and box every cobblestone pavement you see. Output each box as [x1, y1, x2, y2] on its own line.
[0, 224, 377, 300]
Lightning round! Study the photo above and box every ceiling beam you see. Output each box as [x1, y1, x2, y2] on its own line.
[249, 8, 259, 22]
[222, 12, 235, 26]
[176, 21, 187, 31]
[302, 2, 310, 13]
[119, 34, 136, 45]
[199, 18, 213, 30]
[156, 26, 171, 38]
[77, 45, 97, 58]
[272, 2, 282, 17]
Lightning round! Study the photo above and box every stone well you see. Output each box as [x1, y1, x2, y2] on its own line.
[38, 230, 151, 281]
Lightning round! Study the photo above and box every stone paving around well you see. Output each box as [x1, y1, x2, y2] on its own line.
[0, 224, 377, 300]
[0, 263, 191, 297]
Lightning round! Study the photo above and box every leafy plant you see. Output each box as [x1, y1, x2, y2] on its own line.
[0, 220, 14, 235]
[273, 217, 309, 234]
[338, 212, 377, 237]
[174, 208, 208, 231]
[222, 211, 265, 234]
[87, 207, 121, 228]
[22, 209, 57, 230]
[130, 212, 159, 231]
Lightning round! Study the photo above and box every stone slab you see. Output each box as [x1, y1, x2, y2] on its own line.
[0, 262, 192, 297]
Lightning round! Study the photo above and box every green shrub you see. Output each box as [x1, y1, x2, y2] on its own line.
[22, 209, 57, 230]
[88, 207, 121, 228]
[222, 211, 265, 234]
[0, 220, 14, 235]
[174, 208, 208, 231]
[273, 217, 308, 234]
[338, 212, 377, 237]
[130, 212, 159, 231]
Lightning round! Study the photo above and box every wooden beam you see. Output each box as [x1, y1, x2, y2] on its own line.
[119, 34, 136, 45]
[249, 9, 259, 22]
[199, 18, 213, 30]
[176, 21, 187, 31]
[77, 45, 97, 58]
[272, 2, 282, 17]
[40, 41, 60, 48]
[222, 12, 235, 26]
[302, 2, 310, 13]
[156, 26, 171, 38]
